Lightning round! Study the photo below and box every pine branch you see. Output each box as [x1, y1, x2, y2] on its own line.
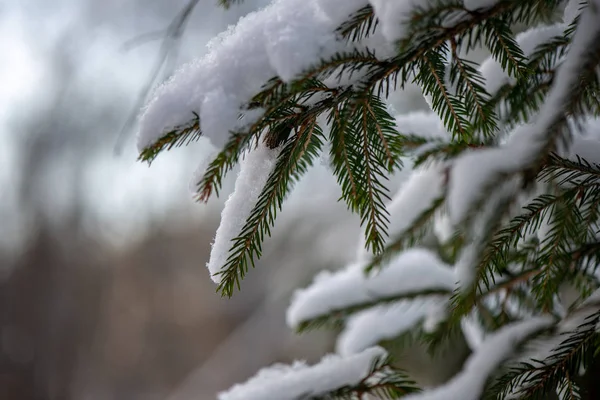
[336, 5, 377, 42]
[296, 290, 451, 333]
[195, 80, 351, 203]
[448, 38, 498, 137]
[520, 5, 600, 184]
[363, 0, 550, 97]
[215, 119, 324, 297]
[541, 154, 600, 188]
[313, 355, 420, 400]
[478, 191, 570, 280]
[366, 196, 446, 272]
[482, 17, 528, 79]
[194, 130, 256, 202]
[328, 95, 403, 255]
[556, 374, 583, 400]
[494, 311, 600, 399]
[138, 113, 200, 163]
[451, 183, 518, 316]
[417, 50, 472, 141]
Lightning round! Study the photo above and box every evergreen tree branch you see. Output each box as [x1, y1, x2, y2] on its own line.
[336, 5, 377, 42]
[138, 113, 201, 163]
[366, 196, 446, 272]
[216, 119, 324, 296]
[296, 290, 451, 332]
[483, 18, 528, 78]
[194, 130, 255, 202]
[494, 311, 600, 399]
[449, 38, 498, 137]
[417, 50, 471, 141]
[313, 355, 421, 400]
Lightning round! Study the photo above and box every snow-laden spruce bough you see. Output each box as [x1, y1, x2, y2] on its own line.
[137, 0, 600, 398]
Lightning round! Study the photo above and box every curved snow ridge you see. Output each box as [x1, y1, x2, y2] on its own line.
[206, 141, 282, 283]
[403, 316, 554, 400]
[286, 248, 455, 329]
[337, 296, 447, 355]
[137, 0, 370, 153]
[452, 0, 600, 228]
[217, 346, 386, 400]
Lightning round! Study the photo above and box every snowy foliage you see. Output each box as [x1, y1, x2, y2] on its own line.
[217, 346, 419, 400]
[138, 0, 600, 398]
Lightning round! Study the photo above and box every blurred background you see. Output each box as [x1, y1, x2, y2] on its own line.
[0, 1, 433, 399]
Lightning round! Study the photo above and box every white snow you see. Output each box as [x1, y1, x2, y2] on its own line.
[206, 141, 282, 283]
[503, 289, 600, 398]
[423, 300, 449, 333]
[337, 296, 447, 355]
[386, 164, 447, 235]
[316, 0, 368, 22]
[403, 317, 554, 400]
[528, 0, 600, 154]
[368, 0, 490, 43]
[454, 177, 520, 288]
[287, 248, 454, 328]
[433, 212, 454, 244]
[568, 117, 600, 164]
[395, 111, 449, 141]
[263, 2, 338, 82]
[460, 311, 486, 351]
[368, 0, 422, 43]
[563, 0, 582, 24]
[137, 0, 369, 153]
[447, 128, 532, 226]
[218, 346, 386, 400]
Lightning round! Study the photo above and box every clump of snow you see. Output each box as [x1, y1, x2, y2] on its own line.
[568, 118, 600, 164]
[137, 0, 371, 153]
[188, 141, 219, 196]
[423, 300, 449, 333]
[454, 178, 520, 289]
[447, 126, 533, 226]
[395, 111, 449, 141]
[206, 141, 282, 283]
[287, 262, 369, 327]
[218, 346, 386, 400]
[368, 0, 420, 42]
[433, 212, 454, 244]
[264, 2, 338, 82]
[287, 248, 454, 328]
[403, 317, 554, 400]
[563, 0, 582, 24]
[337, 297, 447, 355]
[316, 0, 368, 22]
[461, 311, 486, 351]
[529, 1, 600, 152]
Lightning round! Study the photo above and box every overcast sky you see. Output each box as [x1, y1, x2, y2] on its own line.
[0, 0, 275, 252]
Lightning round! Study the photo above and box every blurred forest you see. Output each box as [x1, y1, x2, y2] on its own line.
[0, 0, 362, 399]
